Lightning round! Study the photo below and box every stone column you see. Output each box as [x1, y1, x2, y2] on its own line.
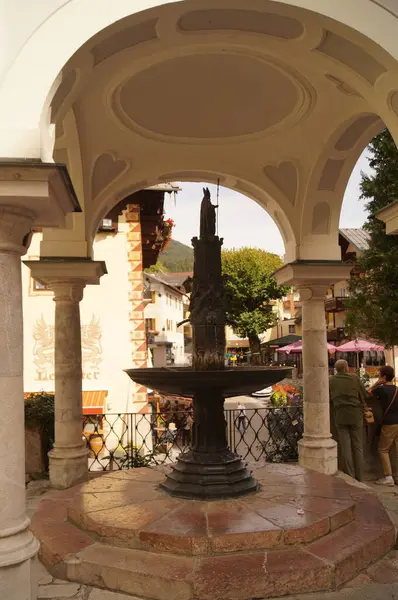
[0, 206, 39, 600]
[24, 260, 107, 490]
[274, 261, 353, 476]
[49, 281, 87, 489]
[298, 285, 337, 474]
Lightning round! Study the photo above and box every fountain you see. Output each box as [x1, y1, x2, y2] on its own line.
[32, 191, 395, 599]
[126, 188, 291, 498]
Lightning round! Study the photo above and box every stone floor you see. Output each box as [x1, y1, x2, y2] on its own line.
[27, 465, 398, 600]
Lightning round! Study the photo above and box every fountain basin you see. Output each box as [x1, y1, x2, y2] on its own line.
[125, 366, 291, 397]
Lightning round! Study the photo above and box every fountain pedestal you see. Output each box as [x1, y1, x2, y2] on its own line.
[161, 390, 258, 498]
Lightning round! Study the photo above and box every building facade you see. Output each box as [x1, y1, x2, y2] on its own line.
[23, 187, 176, 416]
[144, 273, 187, 366]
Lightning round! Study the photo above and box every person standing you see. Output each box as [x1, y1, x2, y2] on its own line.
[182, 412, 193, 447]
[329, 359, 367, 481]
[237, 402, 247, 434]
[369, 366, 398, 486]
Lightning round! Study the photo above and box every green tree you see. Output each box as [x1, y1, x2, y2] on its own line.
[222, 248, 286, 364]
[145, 261, 169, 274]
[346, 129, 398, 347]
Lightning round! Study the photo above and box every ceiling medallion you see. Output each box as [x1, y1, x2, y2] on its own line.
[111, 51, 315, 145]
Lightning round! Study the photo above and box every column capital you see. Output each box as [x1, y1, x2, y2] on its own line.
[23, 258, 107, 289]
[0, 205, 35, 254]
[274, 260, 353, 289]
[297, 285, 329, 302]
[51, 281, 85, 303]
[0, 160, 81, 228]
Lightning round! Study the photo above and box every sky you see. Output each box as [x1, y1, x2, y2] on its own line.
[163, 151, 372, 257]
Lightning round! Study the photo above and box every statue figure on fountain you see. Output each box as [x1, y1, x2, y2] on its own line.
[200, 187, 218, 238]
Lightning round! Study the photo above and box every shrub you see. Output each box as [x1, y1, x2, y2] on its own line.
[24, 392, 54, 472]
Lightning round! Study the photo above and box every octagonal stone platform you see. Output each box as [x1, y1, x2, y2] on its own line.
[31, 464, 395, 600]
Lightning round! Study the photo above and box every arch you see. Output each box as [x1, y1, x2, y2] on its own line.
[300, 111, 385, 254]
[85, 170, 294, 259]
[0, 0, 398, 158]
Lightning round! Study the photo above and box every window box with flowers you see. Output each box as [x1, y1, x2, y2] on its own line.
[156, 218, 175, 254]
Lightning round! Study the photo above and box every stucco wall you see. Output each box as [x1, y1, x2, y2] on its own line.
[22, 226, 136, 413]
[144, 275, 185, 363]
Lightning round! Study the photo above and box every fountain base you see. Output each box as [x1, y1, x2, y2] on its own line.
[160, 449, 258, 499]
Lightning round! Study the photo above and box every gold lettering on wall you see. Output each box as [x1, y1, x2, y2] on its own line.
[33, 314, 102, 381]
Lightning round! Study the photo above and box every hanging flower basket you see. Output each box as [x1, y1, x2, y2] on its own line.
[157, 218, 175, 254]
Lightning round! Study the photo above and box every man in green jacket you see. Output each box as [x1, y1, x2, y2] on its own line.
[330, 359, 367, 481]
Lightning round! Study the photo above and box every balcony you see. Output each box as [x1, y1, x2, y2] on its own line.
[325, 296, 347, 312]
[327, 327, 346, 342]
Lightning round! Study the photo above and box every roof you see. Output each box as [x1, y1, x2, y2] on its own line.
[262, 334, 301, 347]
[146, 183, 181, 193]
[160, 272, 193, 288]
[339, 228, 370, 252]
[145, 272, 186, 296]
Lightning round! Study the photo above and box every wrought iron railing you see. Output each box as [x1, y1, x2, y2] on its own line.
[83, 406, 304, 472]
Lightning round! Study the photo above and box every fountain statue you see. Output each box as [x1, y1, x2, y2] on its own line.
[126, 189, 291, 499]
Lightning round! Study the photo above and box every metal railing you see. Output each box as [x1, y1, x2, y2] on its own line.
[83, 406, 304, 472]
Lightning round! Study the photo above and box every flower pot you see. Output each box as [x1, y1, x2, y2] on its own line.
[89, 434, 104, 457]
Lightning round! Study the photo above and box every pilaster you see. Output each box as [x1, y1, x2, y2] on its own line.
[125, 204, 148, 407]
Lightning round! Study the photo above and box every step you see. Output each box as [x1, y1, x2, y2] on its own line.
[306, 520, 395, 588]
[65, 482, 356, 554]
[66, 540, 333, 600]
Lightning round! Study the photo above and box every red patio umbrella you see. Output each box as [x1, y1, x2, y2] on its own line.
[336, 339, 384, 352]
[336, 338, 384, 368]
[277, 340, 338, 355]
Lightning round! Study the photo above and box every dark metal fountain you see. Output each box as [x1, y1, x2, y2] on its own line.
[126, 189, 291, 499]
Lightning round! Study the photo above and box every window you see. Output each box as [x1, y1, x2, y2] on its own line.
[166, 319, 172, 331]
[151, 291, 156, 303]
[288, 325, 296, 334]
[32, 279, 49, 292]
[145, 318, 156, 331]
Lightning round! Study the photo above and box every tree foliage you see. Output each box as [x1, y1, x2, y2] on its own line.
[145, 261, 169, 274]
[345, 129, 398, 347]
[222, 248, 286, 361]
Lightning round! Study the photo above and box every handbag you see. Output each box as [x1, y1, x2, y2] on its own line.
[358, 385, 375, 424]
[364, 406, 375, 425]
[375, 386, 398, 436]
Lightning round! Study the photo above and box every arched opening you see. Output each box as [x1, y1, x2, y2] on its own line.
[3, 4, 398, 595]
[26, 0, 397, 265]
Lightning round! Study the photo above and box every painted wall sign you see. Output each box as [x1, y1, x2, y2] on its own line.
[33, 314, 102, 381]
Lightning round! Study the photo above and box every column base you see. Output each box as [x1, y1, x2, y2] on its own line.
[298, 437, 338, 475]
[0, 520, 40, 600]
[49, 446, 88, 489]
